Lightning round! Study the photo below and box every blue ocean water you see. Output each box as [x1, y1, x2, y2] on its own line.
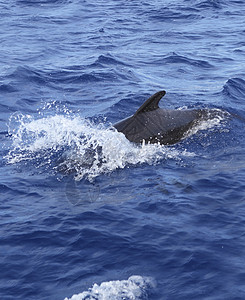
[1, 0, 245, 299]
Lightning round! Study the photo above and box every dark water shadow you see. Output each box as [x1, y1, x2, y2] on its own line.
[64, 170, 136, 211]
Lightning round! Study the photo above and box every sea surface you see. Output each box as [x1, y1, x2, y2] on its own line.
[1, 0, 245, 299]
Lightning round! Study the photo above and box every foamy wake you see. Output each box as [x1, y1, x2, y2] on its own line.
[64, 275, 155, 300]
[5, 108, 226, 181]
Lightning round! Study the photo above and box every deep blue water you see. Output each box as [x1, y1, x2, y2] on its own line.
[1, 0, 245, 299]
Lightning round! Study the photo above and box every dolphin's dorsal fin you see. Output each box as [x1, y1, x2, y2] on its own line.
[134, 90, 166, 116]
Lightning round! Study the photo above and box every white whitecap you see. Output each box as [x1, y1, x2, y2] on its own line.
[64, 275, 156, 300]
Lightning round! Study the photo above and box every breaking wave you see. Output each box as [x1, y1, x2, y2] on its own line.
[64, 275, 155, 300]
[5, 104, 227, 181]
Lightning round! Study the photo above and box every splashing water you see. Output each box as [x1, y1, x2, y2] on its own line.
[184, 108, 228, 139]
[64, 275, 156, 300]
[5, 107, 226, 181]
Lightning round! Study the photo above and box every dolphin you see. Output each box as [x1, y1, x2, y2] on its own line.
[114, 90, 210, 145]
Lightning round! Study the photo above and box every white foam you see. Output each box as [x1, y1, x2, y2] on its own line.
[184, 109, 228, 139]
[64, 275, 155, 300]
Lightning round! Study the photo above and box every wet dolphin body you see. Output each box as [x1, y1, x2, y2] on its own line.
[114, 90, 209, 145]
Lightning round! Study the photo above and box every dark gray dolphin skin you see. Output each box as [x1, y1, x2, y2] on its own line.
[114, 90, 207, 145]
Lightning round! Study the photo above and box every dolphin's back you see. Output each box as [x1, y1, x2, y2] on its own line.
[115, 109, 200, 144]
[114, 91, 204, 145]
